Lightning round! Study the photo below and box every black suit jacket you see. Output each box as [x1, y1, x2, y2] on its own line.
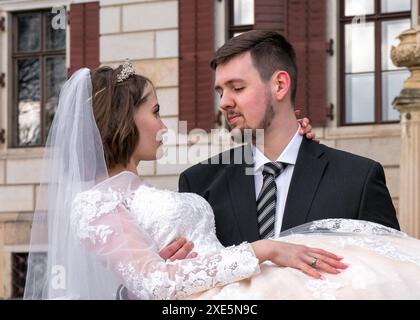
[179, 138, 400, 247]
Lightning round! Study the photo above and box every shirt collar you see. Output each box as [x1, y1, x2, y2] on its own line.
[252, 124, 303, 174]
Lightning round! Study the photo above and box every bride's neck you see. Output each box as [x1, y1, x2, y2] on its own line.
[108, 160, 138, 177]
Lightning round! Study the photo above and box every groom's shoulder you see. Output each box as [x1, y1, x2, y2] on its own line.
[310, 139, 379, 171]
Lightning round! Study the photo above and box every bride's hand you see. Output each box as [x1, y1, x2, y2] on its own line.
[159, 238, 198, 261]
[252, 240, 349, 279]
[295, 110, 320, 144]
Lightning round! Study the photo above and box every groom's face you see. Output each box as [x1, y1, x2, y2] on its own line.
[214, 51, 273, 133]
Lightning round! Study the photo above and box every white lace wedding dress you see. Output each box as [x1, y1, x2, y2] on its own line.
[71, 171, 420, 300]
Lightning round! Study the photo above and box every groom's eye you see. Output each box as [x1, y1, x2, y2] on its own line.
[233, 87, 244, 92]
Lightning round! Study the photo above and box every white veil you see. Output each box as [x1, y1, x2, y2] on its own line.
[24, 68, 120, 299]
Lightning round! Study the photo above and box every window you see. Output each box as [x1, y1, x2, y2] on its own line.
[340, 0, 411, 125]
[12, 10, 66, 147]
[11, 252, 28, 299]
[11, 252, 46, 299]
[228, 0, 254, 38]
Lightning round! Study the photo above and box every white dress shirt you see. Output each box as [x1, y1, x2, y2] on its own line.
[252, 126, 303, 237]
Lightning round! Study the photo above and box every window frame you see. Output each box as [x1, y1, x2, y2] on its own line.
[339, 0, 412, 126]
[227, 0, 254, 39]
[10, 9, 66, 148]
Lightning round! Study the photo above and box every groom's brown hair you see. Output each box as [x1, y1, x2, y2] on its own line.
[90, 66, 153, 169]
[210, 30, 298, 103]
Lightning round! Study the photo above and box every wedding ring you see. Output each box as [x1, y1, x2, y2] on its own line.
[310, 257, 318, 268]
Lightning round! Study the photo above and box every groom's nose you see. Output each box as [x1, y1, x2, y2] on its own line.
[219, 92, 235, 111]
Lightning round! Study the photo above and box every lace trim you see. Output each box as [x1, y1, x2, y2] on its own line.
[117, 243, 260, 300]
[71, 189, 123, 245]
[282, 219, 405, 237]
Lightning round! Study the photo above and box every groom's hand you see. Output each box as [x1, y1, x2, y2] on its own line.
[159, 238, 198, 261]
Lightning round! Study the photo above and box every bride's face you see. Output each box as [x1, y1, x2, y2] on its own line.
[133, 88, 168, 161]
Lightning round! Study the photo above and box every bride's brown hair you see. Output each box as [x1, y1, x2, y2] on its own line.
[90, 65, 153, 169]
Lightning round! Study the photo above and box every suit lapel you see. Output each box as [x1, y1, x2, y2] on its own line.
[281, 138, 328, 231]
[225, 144, 260, 242]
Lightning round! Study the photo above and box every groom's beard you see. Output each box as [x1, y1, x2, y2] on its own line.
[230, 93, 275, 144]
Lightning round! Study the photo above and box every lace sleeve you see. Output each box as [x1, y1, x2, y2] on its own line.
[71, 190, 260, 300]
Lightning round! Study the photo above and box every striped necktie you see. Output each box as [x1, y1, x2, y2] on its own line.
[256, 161, 287, 239]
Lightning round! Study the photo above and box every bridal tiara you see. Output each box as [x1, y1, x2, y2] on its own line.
[117, 59, 136, 83]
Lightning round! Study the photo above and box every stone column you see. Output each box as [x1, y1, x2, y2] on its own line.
[0, 223, 4, 298]
[391, 27, 420, 238]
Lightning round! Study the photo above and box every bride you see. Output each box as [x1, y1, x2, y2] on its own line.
[24, 63, 420, 300]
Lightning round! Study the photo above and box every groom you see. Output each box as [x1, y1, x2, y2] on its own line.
[178, 30, 400, 248]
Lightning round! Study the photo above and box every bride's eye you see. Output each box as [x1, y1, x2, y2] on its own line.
[154, 104, 161, 118]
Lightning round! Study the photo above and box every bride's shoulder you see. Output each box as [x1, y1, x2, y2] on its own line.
[73, 171, 140, 206]
[72, 188, 124, 214]
[130, 181, 206, 208]
[131, 182, 177, 200]
[134, 182, 202, 201]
